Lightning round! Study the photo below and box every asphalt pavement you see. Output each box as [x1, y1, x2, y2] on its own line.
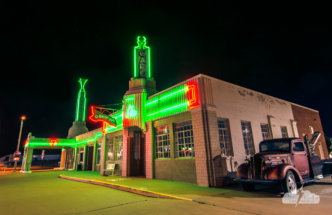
[0, 170, 331, 215]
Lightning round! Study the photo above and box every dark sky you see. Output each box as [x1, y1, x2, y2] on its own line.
[0, 2, 331, 157]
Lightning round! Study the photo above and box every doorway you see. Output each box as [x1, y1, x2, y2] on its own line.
[86, 146, 94, 171]
[128, 132, 145, 177]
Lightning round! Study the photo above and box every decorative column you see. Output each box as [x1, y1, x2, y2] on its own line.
[21, 147, 33, 173]
[60, 148, 67, 170]
[100, 133, 107, 175]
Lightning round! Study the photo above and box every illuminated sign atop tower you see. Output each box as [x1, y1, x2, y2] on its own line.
[134, 36, 151, 79]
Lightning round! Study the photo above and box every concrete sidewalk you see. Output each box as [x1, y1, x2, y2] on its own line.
[59, 171, 266, 201]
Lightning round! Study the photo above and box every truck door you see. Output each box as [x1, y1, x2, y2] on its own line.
[292, 141, 310, 176]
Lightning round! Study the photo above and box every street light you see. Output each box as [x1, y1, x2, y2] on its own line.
[13, 116, 25, 172]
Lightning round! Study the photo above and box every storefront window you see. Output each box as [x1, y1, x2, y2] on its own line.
[155, 125, 170, 159]
[116, 136, 123, 160]
[175, 120, 194, 158]
[96, 144, 101, 165]
[107, 138, 114, 161]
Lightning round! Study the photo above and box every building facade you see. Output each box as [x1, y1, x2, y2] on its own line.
[22, 37, 329, 187]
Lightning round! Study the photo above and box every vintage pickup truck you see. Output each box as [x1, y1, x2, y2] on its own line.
[236, 131, 332, 194]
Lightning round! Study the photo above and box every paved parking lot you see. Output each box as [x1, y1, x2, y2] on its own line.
[0, 171, 331, 215]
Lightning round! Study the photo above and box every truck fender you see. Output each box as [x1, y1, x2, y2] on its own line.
[237, 163, 251, 179]
[264, 164, 303, 183]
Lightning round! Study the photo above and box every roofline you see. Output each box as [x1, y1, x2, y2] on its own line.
[199, 74, 318, 112]
[148, 74, 202, 99]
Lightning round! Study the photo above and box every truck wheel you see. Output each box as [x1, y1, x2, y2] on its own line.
[282, 170, 297, 194]
[242, 182, 255, 191]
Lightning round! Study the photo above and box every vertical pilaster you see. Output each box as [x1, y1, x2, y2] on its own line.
[93, 140, 97, 171]
[22, 147, 33, 173]
[122, 128, 129, 177]
[100, 134, 106, 175]
[60, 148, 67, 170]
[83, 144, 87, 171]
[145, 121, 153, 179]
[191, 107, 210, 187]
[73, 146, 77, 170]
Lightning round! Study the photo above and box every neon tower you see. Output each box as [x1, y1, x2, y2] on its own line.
[68, 78, 89, 139]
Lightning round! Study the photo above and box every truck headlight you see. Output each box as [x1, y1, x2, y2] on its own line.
[244, 159, 250, 165]
[264, 159, 272, 166]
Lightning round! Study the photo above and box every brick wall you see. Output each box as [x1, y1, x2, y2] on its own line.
[153, 111, 197, 184]
[191, 108, 210, 187]
[145, 121, 153, 179]
[154, 159, 197, 184]
[291, 104, 329, 159]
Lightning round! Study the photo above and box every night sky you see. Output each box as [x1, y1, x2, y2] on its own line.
[0, 2, 331, 157]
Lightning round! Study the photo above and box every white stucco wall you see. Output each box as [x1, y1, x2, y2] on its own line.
[207, 76, 296, 172]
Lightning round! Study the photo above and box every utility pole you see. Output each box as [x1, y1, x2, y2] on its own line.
[13, 116, 25, 172]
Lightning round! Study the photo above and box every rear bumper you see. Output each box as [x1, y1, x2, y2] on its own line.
[234, 178, 279, 184]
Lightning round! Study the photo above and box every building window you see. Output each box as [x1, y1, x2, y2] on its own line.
[241, 121, 255, 155]
[261, 124, 271, 140]
[96, 144, 101, 164]
[106, 137, 113, 161]
[134, 133, 140, 160]
[217, 118, 233, 156]
[77, 147, 84, 167]
[281, 126, 288, 138]
[116, 136, 123, 160]
[155, 125, 170, 159]
[175, 120, 194, 158]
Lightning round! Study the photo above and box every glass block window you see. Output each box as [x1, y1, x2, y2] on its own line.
[261, 124, 271, 140]
[134, 133, 140, 160]
[155, 125, 170, 159]
[116, 136, 123, 160]
[96, 144, 101, 165]
[106, 137, 114, 161]
[281, 126, 288, 138]
[217, 118, 233, 156]
[175, 120, 194, 158]
[241, 121, 255, 155]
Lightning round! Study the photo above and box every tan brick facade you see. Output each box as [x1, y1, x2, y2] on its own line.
[152, 111, 198, 184]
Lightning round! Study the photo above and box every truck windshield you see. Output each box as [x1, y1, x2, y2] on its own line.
[260, 141, 290, 152]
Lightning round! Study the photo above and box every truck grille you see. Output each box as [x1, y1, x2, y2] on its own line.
[251, 156, 262, 179]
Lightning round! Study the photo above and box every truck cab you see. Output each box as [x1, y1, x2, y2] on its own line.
[236, 131, 332, 194]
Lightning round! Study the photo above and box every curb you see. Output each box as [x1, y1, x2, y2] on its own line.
[59, 175, 193, 201]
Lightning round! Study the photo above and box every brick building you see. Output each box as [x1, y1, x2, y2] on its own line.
[22, 37, 329, 186]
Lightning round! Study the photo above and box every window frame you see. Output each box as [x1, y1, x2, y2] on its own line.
[106, 137, 114, 161]
[174, 120, 195, 158]
[260, 123, 271, 141]
[155, 125, 171, 159]
[281, 126, 288, 138]
[115, 136, 123, 161]
[217, 118, 233, 157]
[241, 121, 255, 155]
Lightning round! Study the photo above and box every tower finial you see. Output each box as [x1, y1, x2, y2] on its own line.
[75, 78, 88, 122]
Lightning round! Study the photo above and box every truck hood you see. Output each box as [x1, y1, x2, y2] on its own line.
[254, 151, 291, 157]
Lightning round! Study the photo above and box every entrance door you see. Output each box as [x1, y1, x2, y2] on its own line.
[128, 132, 145, 176]
[86, 146, 94, 171]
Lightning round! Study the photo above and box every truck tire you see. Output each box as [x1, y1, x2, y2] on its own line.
[282, 170, 297, 194]
[242, 182, 255, 191]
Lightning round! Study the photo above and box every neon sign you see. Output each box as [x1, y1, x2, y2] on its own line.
[134, 36, 151, 79]
[89, 106, 117, 134]
[126, 104, 138, 118]
[50, 139, 57, 146]
[186, 81, 200, 109]
[76, 78, 88, 122]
